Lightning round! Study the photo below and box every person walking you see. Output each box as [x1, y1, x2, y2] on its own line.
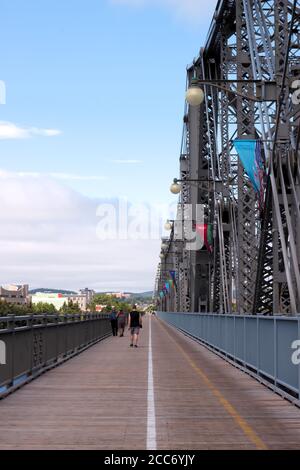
[117, 309, 126, 337]
[128, 304, 142, 348]
[109, 307, 118, 337]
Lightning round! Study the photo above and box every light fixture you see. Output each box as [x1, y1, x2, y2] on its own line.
[185, 79, 205, 107]
[164, 220, 172, 231]
[170, 179, 182, 195]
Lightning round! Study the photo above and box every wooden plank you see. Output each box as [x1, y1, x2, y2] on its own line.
[0, 316, 300, 449]
[0, 332, 148, 450]
[154, 318, 300, 450]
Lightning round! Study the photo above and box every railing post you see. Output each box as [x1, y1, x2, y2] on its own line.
[243, 316, 246, 366]
[298, 318, 300, 400]
[64, 314, 68, 357]
[44, 314, 48, 367]
[233, 315, 236, 361]
[29, 315, 34, 376]
[9, 315, 15, 388]
[257, 316, 260, 374]
[274, 317, 278, 390]
[55, 314, 59, 363]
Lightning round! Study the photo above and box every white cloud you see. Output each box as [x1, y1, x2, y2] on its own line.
[110, 0, 217, 23]
[0, 170, 159, 291]
[0, 122, 62, 140]
[48, 173, 108, 181]
[30, 128, 62, 137]
[0, 169, 107, 182]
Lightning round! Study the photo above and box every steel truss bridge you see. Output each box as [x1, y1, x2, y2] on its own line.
[2, 0, 300, 450]
[155, 0, 300, 316]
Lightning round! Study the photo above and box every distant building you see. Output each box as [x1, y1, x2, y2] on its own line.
[79, 288, 95, 306]
[106, 292, 131, 300]
[31, 292, 67, 310]
[0, 284, 29, 305]
[69, 294, 87, 312]
[31, 288, 95, 312]
[95, 305, 105, 312]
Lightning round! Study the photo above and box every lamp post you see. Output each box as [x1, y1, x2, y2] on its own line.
[159, 254, 168, 312]
[161, 245, 168, 252]
[159, 235, 179, 313]
[185, 77, 276, 106]
[165, 219, 175, 231]
[185, 82, 205, 106]
[159, 259, 176, 313]
[170, 178, 217, 195]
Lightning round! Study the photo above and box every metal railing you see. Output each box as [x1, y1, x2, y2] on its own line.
[0, 313, 111, 398]
[158, 312, 300, 404]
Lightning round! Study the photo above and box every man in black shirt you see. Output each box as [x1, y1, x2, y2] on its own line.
[128, 304, 142, 348]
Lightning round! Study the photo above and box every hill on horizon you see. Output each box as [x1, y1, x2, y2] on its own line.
[29, 289, 153, 298]
[29, 288, 77, 295]
[127, 291, 153, 298]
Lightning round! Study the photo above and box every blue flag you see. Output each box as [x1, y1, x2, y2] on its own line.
[169, 270, 177, 291]
[234, 140, 265, 192]
[234, 139, 266, 208]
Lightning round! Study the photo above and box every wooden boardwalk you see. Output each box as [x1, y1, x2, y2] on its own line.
[1, 316, 300, 450]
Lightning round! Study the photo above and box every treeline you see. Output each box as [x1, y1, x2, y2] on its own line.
[90, 294, 133, 313]
[0, 299, 82, 317]
[90, 295, 154, 314]
[0, 294, 147, 318]
[130, 295, 152, 304]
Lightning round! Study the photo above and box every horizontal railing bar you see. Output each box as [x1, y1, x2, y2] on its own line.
[158, 312, 300, 407]
[0, 314, 111, 398]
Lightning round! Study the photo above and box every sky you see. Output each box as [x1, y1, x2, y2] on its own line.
[0, 0, 217, 292]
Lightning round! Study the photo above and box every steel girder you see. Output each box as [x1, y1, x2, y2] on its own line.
[255, 0, 300, 314]
[155, 0, 300, 315]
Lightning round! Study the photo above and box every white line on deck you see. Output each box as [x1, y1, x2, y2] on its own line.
[147, 316, 157, 450]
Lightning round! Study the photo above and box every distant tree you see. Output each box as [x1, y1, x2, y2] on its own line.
[90, 294, 131, 314]
[0, 300, 33, 317]
[32, 302, 57, 314]
[60, 300, 81, 314]
[0, 300, 12, 316]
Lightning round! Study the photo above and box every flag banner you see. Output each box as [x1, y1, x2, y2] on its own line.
[234, 139, 266, 206]
[164, 282, 170, 292]
[196, 224, 213, 253]
[169, 271, 177, 290]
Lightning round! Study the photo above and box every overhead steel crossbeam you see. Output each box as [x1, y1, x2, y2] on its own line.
[255, 0, 300, 315]
[155, 0, 300, 316]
